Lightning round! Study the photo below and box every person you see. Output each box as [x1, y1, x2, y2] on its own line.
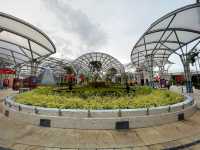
[166, 80, 170, 90]
[141, 79, 144, 86]
[0, 79, 3, 89]
[3, 79, 9, 89]
[146, 79, 149, 86]
[126, 82, 130, 93]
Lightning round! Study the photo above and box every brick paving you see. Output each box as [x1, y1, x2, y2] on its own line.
[0, 89, 200, 149]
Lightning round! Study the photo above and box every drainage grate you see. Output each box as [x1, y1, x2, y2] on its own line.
[178, 113, 184, 121]
[4, 110, 9, 117]
[115, 121, 129, 129]
[40, 119, 51, 127]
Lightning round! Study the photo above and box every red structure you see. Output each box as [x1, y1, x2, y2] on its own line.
[175, 75, 185, 84]
[0, 69, 16, 74]
[0, 69, 15, 89]
[79, 74, 85, 82]
[23, 76, 37, 89]
[12, 78, 22, 90]
[65, 74, 76, 82]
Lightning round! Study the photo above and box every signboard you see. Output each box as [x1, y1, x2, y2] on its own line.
[0, 69, 16, 74]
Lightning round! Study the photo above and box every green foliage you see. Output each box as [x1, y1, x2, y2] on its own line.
[64, 66, 74, 74]
[170, 79, 176, 85]
[134, 86, 152, 95]
[89, 61, 102, 72]
[15, 86, 183, 109]
[88, 81, 107, 88]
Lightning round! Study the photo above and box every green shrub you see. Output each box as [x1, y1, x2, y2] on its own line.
[135, 86, 152, 95]
[15, 86, 183, 109]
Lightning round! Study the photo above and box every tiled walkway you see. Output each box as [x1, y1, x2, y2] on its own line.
[0, 89, 200, 150]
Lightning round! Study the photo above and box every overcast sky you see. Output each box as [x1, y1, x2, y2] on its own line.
[0, 0, 196, 72]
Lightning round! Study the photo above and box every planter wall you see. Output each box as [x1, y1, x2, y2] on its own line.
[3, 95, 196, 129]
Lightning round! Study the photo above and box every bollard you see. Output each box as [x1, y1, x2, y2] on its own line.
[168, 106, 171, 112]
[182, 103, 185, 109]
[18, 105, 22, 111]
[191, 99, 194, 105]
[8, 103, 12, 108]
[58, 109, 62, 116]
[118, 109, 122, 117]
[88, 109, 91, 118]
[4, 100, 7, 105]
[34, 107, 39, 114]
[146, 107, 149, 115]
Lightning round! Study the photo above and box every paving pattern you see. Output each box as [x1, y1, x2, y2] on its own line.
[0, 88, 200, 150]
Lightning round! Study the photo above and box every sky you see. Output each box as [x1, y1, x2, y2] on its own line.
[0, 0, 196, 72]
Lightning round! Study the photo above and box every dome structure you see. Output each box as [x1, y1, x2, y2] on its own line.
[73, 52, 125, 76]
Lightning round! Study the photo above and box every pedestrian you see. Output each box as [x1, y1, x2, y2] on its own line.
[166, 80, 170, 90]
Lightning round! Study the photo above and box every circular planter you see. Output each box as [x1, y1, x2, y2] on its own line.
[2, 95, 196, 129]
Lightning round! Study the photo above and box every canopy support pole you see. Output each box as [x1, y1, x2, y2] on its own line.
[31, 61, 38, 76]
[146, 54, 154, 87]
[180, 55, 193, 93]
[15, 66, 21, 78]
[158, 65, 165, 80]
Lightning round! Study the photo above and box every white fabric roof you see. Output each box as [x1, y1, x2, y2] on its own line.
[131, 3, 200, 68]
[0, 12, 56, 66]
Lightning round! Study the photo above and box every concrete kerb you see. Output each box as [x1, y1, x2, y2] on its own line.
[2, 94, 197, 129]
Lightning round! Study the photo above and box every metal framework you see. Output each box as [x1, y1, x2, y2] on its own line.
[39, 57, 74, 77]
[131, 2, 200, 92]
[73, 52, 125, 77]
[18, 57, 74, 78]
[0, 12, 56, 74]
[0, 57, 14, 69]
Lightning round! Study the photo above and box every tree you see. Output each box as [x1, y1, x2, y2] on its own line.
[64, 66, 74, 74]
[89, 61, 102, 83]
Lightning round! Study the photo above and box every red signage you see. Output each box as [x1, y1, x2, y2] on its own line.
[0, 69, 16, 74]
[175, 75, 185, 83]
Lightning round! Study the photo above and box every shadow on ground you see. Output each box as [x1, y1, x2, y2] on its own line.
[0, 146, 13, 150]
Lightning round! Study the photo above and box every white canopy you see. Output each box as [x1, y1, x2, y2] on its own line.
[0, 12, 56, 66]
[131, 3, 200, 68]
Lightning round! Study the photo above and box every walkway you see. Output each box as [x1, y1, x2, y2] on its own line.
[0, 89, 18, 113]
[0, 89, 200, 149]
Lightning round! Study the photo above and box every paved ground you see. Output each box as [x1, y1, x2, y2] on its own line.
[0, 88, 200, 150]
[0, 89, 18, 113]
